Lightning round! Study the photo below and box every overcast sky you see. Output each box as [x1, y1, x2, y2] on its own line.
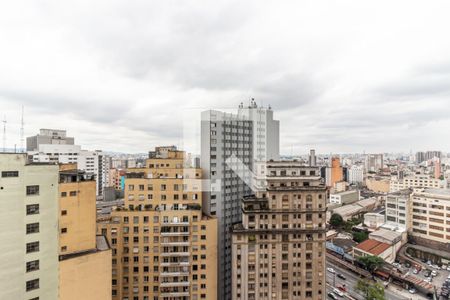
[1, 1, 450, 154]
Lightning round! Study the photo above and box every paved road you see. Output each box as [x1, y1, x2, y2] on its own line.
[326, 262, 409, 300]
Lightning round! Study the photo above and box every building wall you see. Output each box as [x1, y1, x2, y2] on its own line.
[331, 157, 343, 188]
[348, 165, 364, 184]
[411, 189, 450, 244]
[0, 154, 59, 300]
[100, 148, 218, 300]
[59, 180, 97, 254]
[232, 163, 326, 300]
[59, 249, 112, 300]
[390, 174, 445, 192]
[201, 110, 254, 300]
[365, 177, 390, 193]
[385, 192, 411, 230]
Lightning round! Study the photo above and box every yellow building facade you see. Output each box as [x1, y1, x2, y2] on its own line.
[58, 165, 112, 300]
[99, 147, 217, 300]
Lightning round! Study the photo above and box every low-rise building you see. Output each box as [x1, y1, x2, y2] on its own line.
[364, 212, 385, 229]
[353, 239, 395, 264]
[329, 190, 360, 205]
[369, 228, 406, 254]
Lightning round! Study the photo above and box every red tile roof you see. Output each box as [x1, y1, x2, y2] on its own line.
[355, 239, 390, 255]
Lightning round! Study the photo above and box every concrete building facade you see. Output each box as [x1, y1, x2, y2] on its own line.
[411, 189, 450, 244]
[385, 189, 412, 230]
[0, 153, 59, 300]
[347, 165, 364, 184]
[231, 162, 326, 300]
[365, 154, 383, 173]
[99, 147, 217, 300]
[390, 174, 447, 192]
[26, 129, 109, 196]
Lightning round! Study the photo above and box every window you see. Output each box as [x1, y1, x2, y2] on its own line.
[61, 228, 67, 234]
[26, 223, 39, 234]
[26, 260, 39, 272]
[61, 192, 67, 197]
[26, 279, 39, 292]
[26, 241, 39, 253]
[69, 191, 77, 196]
[26, 185, 39, 196]
[61, 210, 67, 216]
[1, 171, 18, 177]
[26, 204, 39, 215]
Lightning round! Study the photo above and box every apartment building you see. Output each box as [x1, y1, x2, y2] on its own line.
[411, 189, 450, 244]
[99, 147, 217, 300]
[58, 165, 112, 300]
[0, 153, 59, 300]
[347, 165, 364, 184]
[201, 109, 253, 300]
[27, 129, 109, 196]
[365, 154, 383, 172]
[385, 189, 412, 230]
[390, 174, 447, 192]
[231, 162, 327, 300]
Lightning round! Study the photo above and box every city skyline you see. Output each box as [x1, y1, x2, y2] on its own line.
[1, 1, 450, 153]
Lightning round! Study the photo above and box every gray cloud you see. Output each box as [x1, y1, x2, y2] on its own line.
[1, 1, 450, 153]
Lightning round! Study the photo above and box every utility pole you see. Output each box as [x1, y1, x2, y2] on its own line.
[2, 116, 6, 152]
[20, 105, 24, 152]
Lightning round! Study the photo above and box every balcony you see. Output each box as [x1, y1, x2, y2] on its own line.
[161, 231, 190, 236]
[160, 261, 190, 267]
[161, 252, 190, 257]
[160, 271, 190, 277]
[160, 281, 190, 287]
[161, 241, 190, 246]
[160, 291, 190, 297]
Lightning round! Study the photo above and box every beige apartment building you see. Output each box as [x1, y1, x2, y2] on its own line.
[58, 164, 112, 300]
[99, 147, 217, 300]
[231, 162, 327, 300]
[0, 153, 59, 300]
[390, 174, 446, 192]
[411, 188, 450, 245]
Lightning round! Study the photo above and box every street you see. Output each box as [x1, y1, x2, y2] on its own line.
[326, 262, 411, 300]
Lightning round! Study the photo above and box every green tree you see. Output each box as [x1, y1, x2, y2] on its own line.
[330, 213, 344, 228]
[356, 279, 386, 300]
[353, 231, 369, 243]
[357, 255, 384, 272]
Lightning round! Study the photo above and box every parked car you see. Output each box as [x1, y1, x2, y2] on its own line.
[447, 266, 450, 271]
[327, 267, 335, 274]
[413, 269, 419, 274]
[409, 288, 416, 294]
[337, 273, 346, 280]
[338, 286, 346, 292]
[333, 288, 344, 297]
[328, 292, 338, 300]
[431, 270, 438, 277]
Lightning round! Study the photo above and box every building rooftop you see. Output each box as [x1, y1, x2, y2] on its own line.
[388, 188, 413, 196]
[369, 228, 403, 244]
[331, 190, 359, 196]
[423, 188, 450, 196]
[332, 204, 362, 217]
[355, 239, 390, 255]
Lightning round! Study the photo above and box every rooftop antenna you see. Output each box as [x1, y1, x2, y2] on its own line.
[20, 105, 24, 152]
[2, 116, 6, 152]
